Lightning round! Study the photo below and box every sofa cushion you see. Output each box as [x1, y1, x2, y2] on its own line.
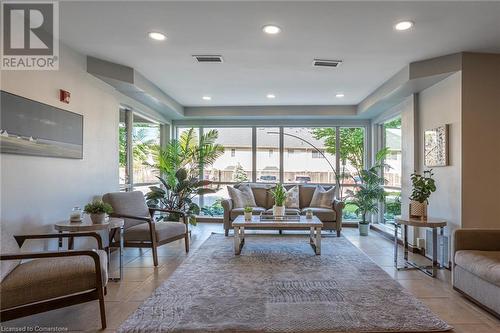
[285, 185, 300, 209]
[231, 207, 266, 219]
[125, 222, 186, 242]
[252, 186, 271, 208]
[265, 208, 301, 216]
[228, 185, 257, 208]
[1, 250, 108, 310]
[455, 250, 500, 286]
[302, 207, 336, 222]
[310, 185, 335, 208]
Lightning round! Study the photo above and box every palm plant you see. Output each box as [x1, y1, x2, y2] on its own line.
[147, 128, 224, 224]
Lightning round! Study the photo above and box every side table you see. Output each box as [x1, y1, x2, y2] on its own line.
[54, 216, 124, 282]
[394, 216, 447, 277]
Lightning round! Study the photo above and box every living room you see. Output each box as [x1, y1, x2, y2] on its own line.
[1, 1, 499, 332]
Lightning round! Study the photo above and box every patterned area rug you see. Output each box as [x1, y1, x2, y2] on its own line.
[119, 234, 452, 332]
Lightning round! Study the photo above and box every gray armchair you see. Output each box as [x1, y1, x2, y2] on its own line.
[103, 191, 189, 267]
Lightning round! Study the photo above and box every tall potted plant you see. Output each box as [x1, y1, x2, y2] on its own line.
[409, 170, 436, 219]
[270, 184, 287, 216]
[146, 128, 224, 225]
[350, 149, 388, 236]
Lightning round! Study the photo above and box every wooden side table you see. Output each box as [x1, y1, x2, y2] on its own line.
[394, 216, 447, 277]
[54, 216, 124, 282]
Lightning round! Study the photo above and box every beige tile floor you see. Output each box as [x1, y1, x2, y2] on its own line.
[2, 224, 499, 332]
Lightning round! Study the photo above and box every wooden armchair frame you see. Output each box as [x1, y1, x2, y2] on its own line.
[0, 232, 107, 329]
[109, 207, 189, 266]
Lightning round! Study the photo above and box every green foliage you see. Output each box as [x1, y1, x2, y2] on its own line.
[201, 199, 224, 217]
[232, 162, 248, 182]
[119, 125, 159, 168]
[244, 206, 253, 213]
[270, 184, 287, 206]
[312, 127, 365, 174]
[410, 170, 436, 203]
[384, 117, 402, 129]
[84, 201, 113, 214]
[348, 149, 388, 224]
[147, 128, 224, 225]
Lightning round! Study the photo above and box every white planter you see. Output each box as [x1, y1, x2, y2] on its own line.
[244, 212, 252, 221]
[90, 213, 106, 224]
[273, 205, 285, 216]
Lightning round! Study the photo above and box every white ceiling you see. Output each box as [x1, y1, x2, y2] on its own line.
[60, 1, 500, 107]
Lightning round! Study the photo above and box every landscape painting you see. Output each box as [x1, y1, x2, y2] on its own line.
[424, 124, 448, 167]
[0, 91, 83, 159]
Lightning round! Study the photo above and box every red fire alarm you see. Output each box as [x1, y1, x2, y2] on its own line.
[60, 89, 71, 104]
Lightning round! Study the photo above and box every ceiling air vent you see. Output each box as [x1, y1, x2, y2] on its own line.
[193, 55, 223, 63]
[312, 59, 342, 68]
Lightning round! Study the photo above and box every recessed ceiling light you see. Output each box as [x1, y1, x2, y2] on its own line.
[262, 25, 281, 34]
[336, 93, 345, 98]
[266, 93, 276, 99]
[148, 31, 167, 41]
[394, 21, 414, 31]
[202, 96, 212, 101]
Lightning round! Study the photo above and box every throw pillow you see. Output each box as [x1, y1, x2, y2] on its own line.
[227, 185, 257, 208]
[285, 185, 300, 209]
[310, 185, 335, 209]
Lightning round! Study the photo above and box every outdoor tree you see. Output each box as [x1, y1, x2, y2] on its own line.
[232, 162, 249, 182]
[311, 128, 365, 177]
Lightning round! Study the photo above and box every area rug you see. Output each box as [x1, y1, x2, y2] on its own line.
[118, 234, 452, 332]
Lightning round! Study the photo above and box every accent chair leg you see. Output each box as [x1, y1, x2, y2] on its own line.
[225, 229, 229, 236]
[337, 230, 341, 237]
[98, 288, 107, 329]
[185, 233, 190, 252]
[104, 286, 107, 295]
[151, 244, 159, 266]
[279, 230, 283, 235]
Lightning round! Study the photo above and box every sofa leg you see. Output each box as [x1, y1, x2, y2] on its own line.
[337, 230, 341, 237]
[225, 229, 229, 236]
[279, 230, 283, 235]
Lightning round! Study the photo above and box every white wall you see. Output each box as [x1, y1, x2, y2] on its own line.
[417, 72, 462, 240]
[1, 44, 137, 250]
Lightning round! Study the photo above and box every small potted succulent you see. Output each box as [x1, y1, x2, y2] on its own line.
[409, 170, 436, 219]
[243, 206, 253, 221]
[84, 200, 113, 224]
[270, 184, 287, 216]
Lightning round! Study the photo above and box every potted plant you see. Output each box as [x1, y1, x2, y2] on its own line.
[270, 184, 287, 216]
[84, 200, 113, 224]
[350, 149, 388, 236]
[244, 206, 253, 221]
[409, 170, 436, 219]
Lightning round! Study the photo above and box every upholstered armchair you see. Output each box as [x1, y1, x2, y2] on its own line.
[0, 232, 108, 329]
[103, 191, 189, 267]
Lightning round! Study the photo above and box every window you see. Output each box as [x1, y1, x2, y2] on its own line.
[283, 128, 336, 184]
[382, 117, 402, 223]
[256, 127, 279, 183]
[132, 115, 160, 186]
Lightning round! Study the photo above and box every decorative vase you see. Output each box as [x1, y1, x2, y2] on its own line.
[410, 200, 427, 219]
[305, 209, 314, 219]
[90, 213, 106, 224]
[359, 223, 369, 236]
[244, 211, 252, 221]
[273, 205, 285, 216]
[70, 207, 83, 222]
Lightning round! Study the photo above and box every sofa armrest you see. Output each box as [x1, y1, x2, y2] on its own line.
[332, 199, 345, 231]
[453, 229, 500, 253]
[221, 199, 234, 230]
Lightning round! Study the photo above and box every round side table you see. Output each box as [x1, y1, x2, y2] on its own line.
[55, 216, 124, 281]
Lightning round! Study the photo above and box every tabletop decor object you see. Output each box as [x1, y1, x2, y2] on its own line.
[270, 183, 287, 216]
[305, 208, 314, 219]
[69, 206, 83, 222]
[409, 170, 436, 220]
[84, 200, 113, 224]
[243, 206, 253, 221]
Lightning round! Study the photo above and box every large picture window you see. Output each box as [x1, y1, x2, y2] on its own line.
[256, 127, 280, 183]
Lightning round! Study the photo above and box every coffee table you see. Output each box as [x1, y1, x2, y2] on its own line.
[232, 215, 323, 255]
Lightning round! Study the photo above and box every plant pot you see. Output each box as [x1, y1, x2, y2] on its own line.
[410, 200, 427, 219]
[359, 223, 369, 236]
[273, 205, 285, 216]
[244, 212, 252, 221]
[90, 213, 106, 224]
